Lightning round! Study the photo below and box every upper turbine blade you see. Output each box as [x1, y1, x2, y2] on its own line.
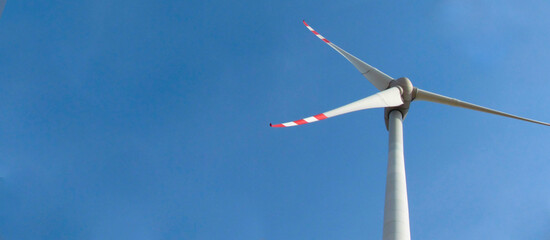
[415, 88, 550, 126]
[303, 20, 393, 91]
[271, 87, 403, 128]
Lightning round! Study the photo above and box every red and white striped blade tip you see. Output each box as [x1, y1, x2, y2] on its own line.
[302, 20, 331, 43]
[270, 113, 328, 128]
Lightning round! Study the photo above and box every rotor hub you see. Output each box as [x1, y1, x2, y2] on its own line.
[384, 77, 417, 129]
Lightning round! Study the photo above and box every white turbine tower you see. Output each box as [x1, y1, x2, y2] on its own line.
[271, 21, 550, 240]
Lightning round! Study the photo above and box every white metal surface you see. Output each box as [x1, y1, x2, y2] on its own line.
[323, 87, 402, 117]
[383, 110, 411, 240]
[415, 88, 550, 126]
[270, 87, 403, 127]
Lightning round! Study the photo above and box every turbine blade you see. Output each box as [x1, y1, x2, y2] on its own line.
[415, 88, 550, 126]
[270, 87, 403, 128]
[303, 20, 393, 91]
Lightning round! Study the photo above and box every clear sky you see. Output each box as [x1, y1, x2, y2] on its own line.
[1, 1, 550, 239]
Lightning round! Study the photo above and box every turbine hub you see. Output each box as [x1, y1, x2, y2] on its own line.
[394, 77, 414, 102]
[384, 77, 416, 129]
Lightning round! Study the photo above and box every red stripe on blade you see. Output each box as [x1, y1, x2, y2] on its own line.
[271, 124, 285, 128]
[294, 119, 308, 125]
[322, 39, 330, 43]
[314, 114, 327, 120]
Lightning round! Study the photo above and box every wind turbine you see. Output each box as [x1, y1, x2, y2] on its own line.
[270, 21, 550, 240]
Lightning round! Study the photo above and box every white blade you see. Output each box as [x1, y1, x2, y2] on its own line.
[415, 88, 550, 126]
[303, 20, 393, 91]
[271, 87, 403, 128]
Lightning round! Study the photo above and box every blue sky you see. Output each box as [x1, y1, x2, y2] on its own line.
[1, 0, 550, 239]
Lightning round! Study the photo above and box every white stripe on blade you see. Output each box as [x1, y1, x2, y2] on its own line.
[283, 122, 298, 127]
[303, 117, 318, 123]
